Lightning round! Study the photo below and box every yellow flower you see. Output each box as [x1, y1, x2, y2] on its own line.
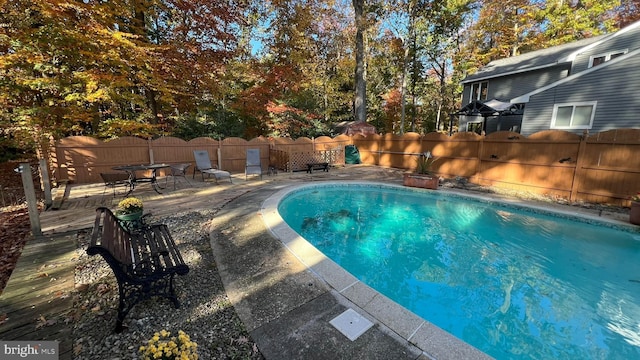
[117, 197, 143, 214]
[139, 329, 198, 360]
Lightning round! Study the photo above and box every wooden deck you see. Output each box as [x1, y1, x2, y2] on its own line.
[0, 232, 78, 359]
[0, 177, 212, 360]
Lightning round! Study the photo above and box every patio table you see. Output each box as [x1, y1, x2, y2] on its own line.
[112, 163, 170, 195]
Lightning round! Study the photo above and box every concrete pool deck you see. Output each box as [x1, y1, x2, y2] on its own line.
[35, 164, 635, 359]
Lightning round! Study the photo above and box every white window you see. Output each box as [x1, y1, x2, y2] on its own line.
[551, 102, 597, 129]
[467, 121, 483, 134]
[588, 50, 627, 68]
[470, 81, 488, 101]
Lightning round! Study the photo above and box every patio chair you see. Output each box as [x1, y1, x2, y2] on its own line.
[245, 148, 262, 180]
[192, 150, 232, 184]
[100, 173, 132, 198]
[165, 163, 191, 190]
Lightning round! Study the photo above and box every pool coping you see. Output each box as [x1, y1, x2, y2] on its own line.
[259, 180, 640, 360]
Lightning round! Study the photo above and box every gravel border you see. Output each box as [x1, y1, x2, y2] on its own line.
[72, 209, 264, 359]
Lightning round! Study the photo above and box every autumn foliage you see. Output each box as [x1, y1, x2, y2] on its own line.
[1, 0, 638, 157]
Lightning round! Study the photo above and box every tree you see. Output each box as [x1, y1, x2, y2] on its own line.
[419, 0, 475, 133]
[0, 0, 244, 149]
[615, 0, 640, 27]
[353, 0, 367, 122]
[534, 0, 619, 45]
[3, 0, 640, 157]
[384, 0, 421, 134]
[464, 0, 538, 65]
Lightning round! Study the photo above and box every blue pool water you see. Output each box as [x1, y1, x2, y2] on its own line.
[277, 184, 640, 360]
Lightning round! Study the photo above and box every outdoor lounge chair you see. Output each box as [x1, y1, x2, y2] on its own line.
[100, 173, 132, 198]
[165, 163, 191, 190]
[192, 150, 232, 184]
[245, 148, 262, 180]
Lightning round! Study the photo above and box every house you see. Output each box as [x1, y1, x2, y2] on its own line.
[457, 20, 640, 136]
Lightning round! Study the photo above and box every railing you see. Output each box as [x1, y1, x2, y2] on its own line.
[287, 149, 345, 172]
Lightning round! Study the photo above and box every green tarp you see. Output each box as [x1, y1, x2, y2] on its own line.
[345, 145, 361, 164]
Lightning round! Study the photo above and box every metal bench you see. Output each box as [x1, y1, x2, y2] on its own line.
[306, 162, 329, 173]
[87, 207, 189, 332]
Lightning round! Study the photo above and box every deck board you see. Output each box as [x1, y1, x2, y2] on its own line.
[0, 233, 76, 360]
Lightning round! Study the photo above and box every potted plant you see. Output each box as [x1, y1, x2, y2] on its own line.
[403, 152, 439, 190]
[630, 193, 640, 225]
[115, 197, 144, 221]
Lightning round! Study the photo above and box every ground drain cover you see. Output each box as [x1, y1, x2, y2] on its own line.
[330, 308, 374, 341]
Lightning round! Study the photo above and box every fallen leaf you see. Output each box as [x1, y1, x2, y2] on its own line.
[35, 315, 47, 329]
[73, 343, 83, 356]
[235, 336, 249, 344]
[96, 283, 109, 295]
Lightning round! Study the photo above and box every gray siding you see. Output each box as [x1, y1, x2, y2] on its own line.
[461, 66, 569, 104]
[571, 24, 640, 73]
[521, 54, 640, 136]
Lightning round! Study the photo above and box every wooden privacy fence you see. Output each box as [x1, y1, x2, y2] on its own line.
[48, 129, 640, 205]
[50, 135, 351, 184]
[352, 129, 640, 206]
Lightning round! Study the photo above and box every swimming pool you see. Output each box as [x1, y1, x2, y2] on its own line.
[273, 182, 640, 360]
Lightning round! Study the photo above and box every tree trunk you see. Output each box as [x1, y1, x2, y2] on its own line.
[147, 89, 159, 124]
[353, 0, 366, 123]
[410, 34, 418, 133]
[436, 60, 446, 131]
[400, 43, 409, 134]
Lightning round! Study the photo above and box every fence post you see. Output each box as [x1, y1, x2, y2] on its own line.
[377, 135, 382, 166]
[148, 139, 154, 164]
[39, 158, 52, 209]
[18, 163, 42, 237]
[217, 140, 223, 170]
[474, 135, 485, 182]
[569, 131, 589, 203]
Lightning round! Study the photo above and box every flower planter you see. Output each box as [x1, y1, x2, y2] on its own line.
[630, 201, 640, 225]
[403, 173, 439, 190]
[115, 210, 143, 222]
[115, 210, 144, 231]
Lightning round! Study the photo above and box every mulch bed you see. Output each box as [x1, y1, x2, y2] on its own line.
[0, 160, 39, 295]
